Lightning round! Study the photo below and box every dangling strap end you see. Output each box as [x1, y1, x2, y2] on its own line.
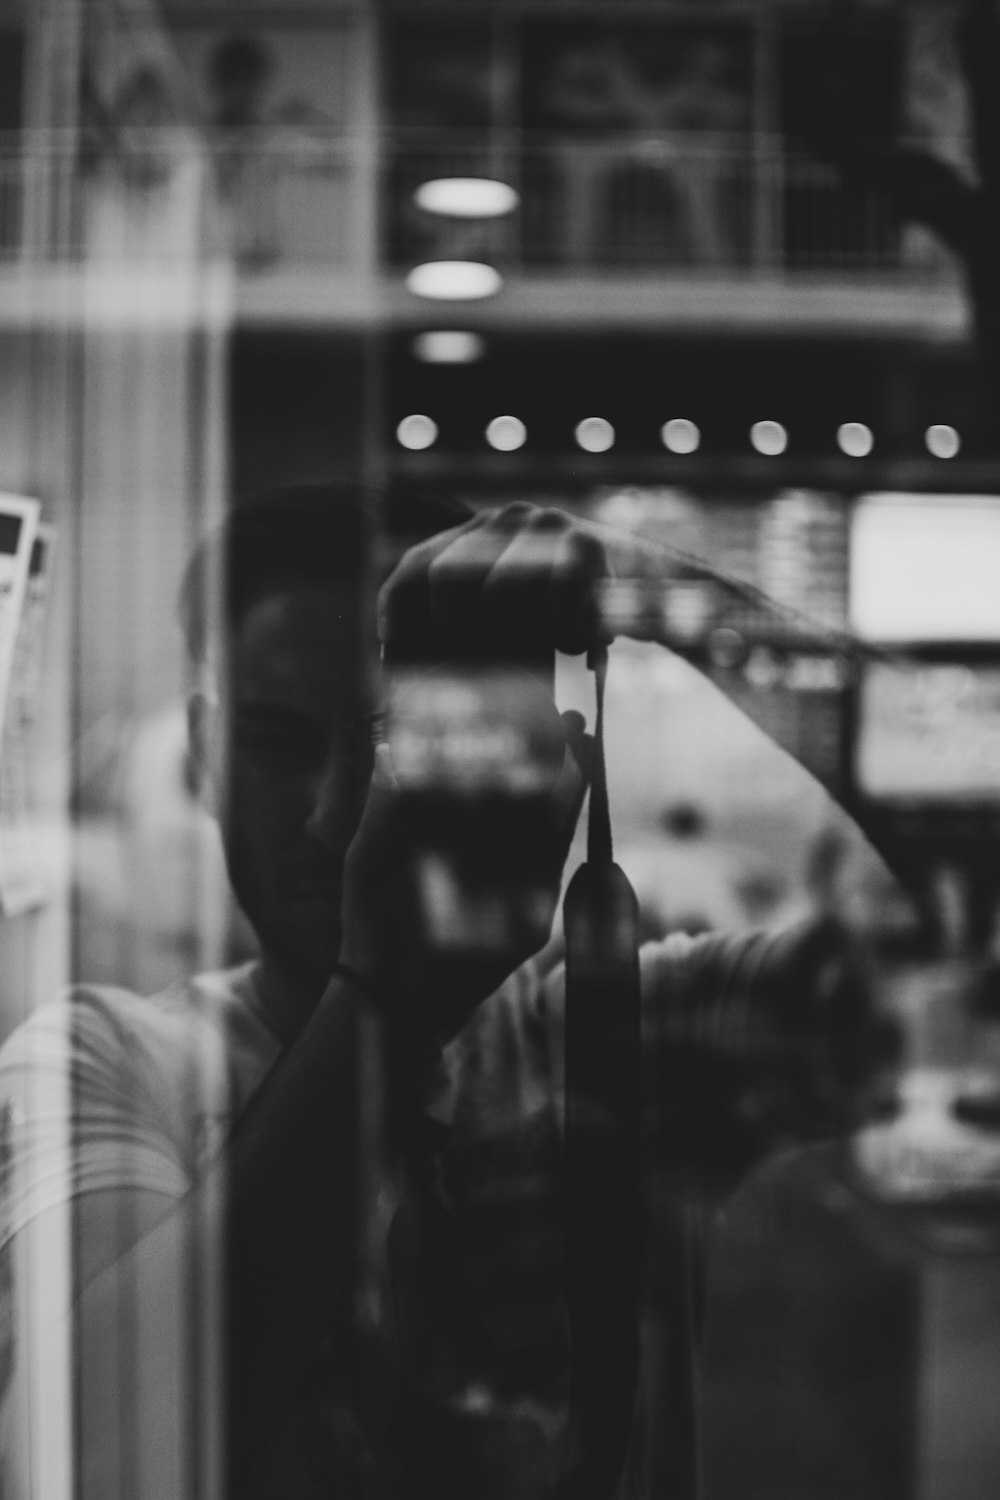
[586, 643, 606, 676]
[586, 642, 613, 869]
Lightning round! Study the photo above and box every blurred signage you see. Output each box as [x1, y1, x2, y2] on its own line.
[0, 495, 38, 749]
[851, 494, 1000, 644]
[850, 495, 1000, 815]
[0, 524, 55, 914]
[856, 661, 1000, 805]
[591, 485, 849, 632]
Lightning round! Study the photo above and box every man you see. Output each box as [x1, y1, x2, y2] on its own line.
[0, 484, 895, 1499]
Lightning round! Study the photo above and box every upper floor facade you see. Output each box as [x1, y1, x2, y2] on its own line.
[0, 0, 975, 337]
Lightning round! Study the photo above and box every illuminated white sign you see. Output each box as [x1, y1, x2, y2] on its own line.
[851, 493, 1000, 642]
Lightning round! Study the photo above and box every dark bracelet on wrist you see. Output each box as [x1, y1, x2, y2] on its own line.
[331, 962, 381, 1005]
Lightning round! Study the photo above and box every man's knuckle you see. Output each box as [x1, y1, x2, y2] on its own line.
[497, 501, 535, 528]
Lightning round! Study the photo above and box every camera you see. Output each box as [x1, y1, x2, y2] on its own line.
[381, 641, 567, 959]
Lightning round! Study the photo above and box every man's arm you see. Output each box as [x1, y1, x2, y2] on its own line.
[638, 919, 900, 1186]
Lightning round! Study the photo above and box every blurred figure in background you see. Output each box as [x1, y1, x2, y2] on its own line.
[622, 798, 788, 942]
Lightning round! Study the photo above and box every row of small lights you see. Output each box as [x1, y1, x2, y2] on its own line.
[403, 181, 966, 465]
[397, 414, 965, 459]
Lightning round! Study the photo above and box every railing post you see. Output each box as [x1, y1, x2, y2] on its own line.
[350, 9, 380, 285]
[24, 0, 84, 263]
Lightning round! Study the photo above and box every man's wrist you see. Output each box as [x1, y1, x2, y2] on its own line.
[333, 959, 443, 1067]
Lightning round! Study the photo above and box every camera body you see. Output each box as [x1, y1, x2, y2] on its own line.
[382, 633, 566, 960]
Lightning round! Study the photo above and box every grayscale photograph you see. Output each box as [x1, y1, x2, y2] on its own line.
[0, 2, 999, 1498]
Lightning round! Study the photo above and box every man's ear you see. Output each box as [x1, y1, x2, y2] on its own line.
[186, 690, 223, 817]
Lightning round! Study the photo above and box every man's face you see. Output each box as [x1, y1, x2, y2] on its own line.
[208, 580, 373, 996]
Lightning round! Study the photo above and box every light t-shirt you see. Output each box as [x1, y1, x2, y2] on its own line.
[0, 963, 281, 1250]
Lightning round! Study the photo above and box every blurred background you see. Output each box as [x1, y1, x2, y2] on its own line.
[0, 0, 995, 1002]
[2, 2, 1000, 1497]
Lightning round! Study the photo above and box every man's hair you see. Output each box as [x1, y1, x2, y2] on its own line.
[179, 480, 471, 666]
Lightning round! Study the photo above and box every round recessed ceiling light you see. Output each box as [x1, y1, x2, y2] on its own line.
[412, 330, 486, 364]
[406, 261, 503, 301]
[837, 422, 874, 458]
[485, 415, 527, 452]
[925, 424, 961, 459]
[396, 414, 439, 451]
[750, 420, 788, 456]
[661, 418, 700, 455]
[575, 417, 615, 453]
[414, 177, 519, 219]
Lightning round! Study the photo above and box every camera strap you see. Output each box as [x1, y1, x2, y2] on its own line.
[558, 644, 642, 1500]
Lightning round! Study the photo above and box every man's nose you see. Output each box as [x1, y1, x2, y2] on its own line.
[303, 750, 358, 850]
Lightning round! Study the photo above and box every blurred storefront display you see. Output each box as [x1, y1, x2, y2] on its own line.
[2, 3, 1000, 1499]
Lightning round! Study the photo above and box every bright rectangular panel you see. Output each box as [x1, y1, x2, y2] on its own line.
[851, 494, 1000, 643]
[856, 660, 1000, 802]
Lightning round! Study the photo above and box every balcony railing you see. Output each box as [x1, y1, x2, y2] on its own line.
[0, 129, 964, 286]
[385, 131, 960, 280]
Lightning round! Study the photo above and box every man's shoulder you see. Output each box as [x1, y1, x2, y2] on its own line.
[0, 961, 278, 1101]
[0, 964, 281, 1242]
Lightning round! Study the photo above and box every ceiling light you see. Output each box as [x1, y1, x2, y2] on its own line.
[396, 414, 439, 451]
[575, 417, 615, 453]
[406, 261, 503, 301]
[485, 416, 527, 452]
[414, 178, 519, 219]
[412, 330, 486, 364]
[750, 420, 788, 456]
[925, 424, 961, 459]
[837, 422, 874, 458]
[661, 418, 700, 455]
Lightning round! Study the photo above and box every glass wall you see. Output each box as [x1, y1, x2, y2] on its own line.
[3, 3, 1000, 1499]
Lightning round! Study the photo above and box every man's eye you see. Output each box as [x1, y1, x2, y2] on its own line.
[233, 713, 379, 768]
[237, 722, 324, 759]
